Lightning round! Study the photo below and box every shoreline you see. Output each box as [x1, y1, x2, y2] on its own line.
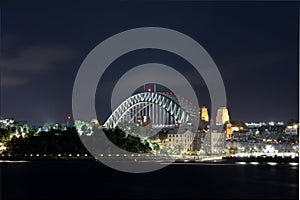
[0, 155, 298, 164]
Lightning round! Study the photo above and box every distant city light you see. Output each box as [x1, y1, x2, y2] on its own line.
[268, 121, 274, 126]
[293, 125, 298, 129]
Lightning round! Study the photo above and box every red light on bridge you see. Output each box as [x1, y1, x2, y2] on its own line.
[147, 88, 152, 92]
[67, 115, 71, 120]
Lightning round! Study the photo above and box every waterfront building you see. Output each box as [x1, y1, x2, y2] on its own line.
[285, 124, 299, 135]
[152, 129, 205, 153]
[232, 129, 254, 141]
[167, 130, 194, 153]
[191, 132, 205, 151]
[258, 124, 285, 134]
[203, 130, 226, 155]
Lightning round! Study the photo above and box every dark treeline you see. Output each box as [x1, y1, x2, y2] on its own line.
[103, 127, 158, 153]
[4, 127, 89, 155]
[3, 126, 157, 155]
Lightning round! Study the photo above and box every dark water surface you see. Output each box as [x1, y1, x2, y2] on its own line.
[1, 161, 298, 199]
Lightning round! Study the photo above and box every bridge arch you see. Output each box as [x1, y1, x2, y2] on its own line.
[103, 92, 198, 129]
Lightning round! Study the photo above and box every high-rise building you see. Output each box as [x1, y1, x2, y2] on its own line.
[201, 106, 209, 122]
[216, 107, 230, 125]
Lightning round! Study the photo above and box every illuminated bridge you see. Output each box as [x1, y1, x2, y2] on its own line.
[103, 92, 199, 129]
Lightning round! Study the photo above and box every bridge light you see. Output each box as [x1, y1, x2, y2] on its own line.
[147, 88, 152, 92]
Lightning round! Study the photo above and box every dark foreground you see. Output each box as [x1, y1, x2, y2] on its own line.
[1, 160, 298, 200]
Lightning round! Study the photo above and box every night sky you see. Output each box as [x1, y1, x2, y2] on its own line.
[1, 0, 299, 126]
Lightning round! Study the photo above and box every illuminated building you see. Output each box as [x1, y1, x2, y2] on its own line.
[203, 130, 226, 155]
[232, 126, 242, 132]
[201, 106, 209, 122]
[191, 132, 205, 151]
[285, 124, 299, 135]
[225, 122, 233, 138]
[232, 129, 253, 141]
[216, 107, 230, 125]
[167, 130, 194, 153]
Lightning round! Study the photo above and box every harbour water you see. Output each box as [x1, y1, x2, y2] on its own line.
[1, 160, 298, 199]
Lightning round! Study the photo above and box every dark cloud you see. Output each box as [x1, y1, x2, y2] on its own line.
[1, 75, 27, 87]
[1, 38, 78, 87]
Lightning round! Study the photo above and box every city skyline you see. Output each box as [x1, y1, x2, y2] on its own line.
[0, 2, 298, 199]
[1, 1, 299, 126]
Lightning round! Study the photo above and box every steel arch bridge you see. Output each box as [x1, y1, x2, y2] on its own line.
[103, 92, 199, 129]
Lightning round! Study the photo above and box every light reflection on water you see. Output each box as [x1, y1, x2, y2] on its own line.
[0, 160, 29, 163]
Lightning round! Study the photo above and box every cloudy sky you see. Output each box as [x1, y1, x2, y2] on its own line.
[1, 0, 299, 126]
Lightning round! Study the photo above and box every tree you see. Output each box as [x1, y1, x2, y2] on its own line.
[286, 119, 299, 126]
[17, 127, 23, 134]
[10, 126, 16, 134]
[231, 120, 247, 129]
[102, 127, 154, 153]
[43, 122, 52, 131]
[0, 128, 9, 141]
